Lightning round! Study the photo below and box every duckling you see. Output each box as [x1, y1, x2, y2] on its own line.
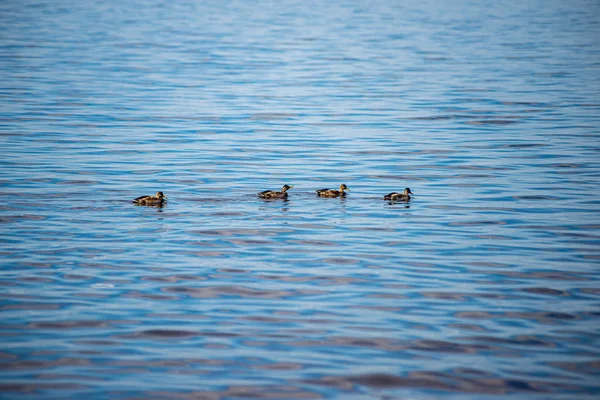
[258, 184, 293, 199]
[133, 191, 167, 205]
[316, 184, 350, 198]
[383, 188, 413, 201]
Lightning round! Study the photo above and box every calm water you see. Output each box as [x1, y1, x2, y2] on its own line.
[1, 0, 600, 398]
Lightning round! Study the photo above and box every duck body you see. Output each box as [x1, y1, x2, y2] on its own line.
[316, 184, 350, 198]
[258, 184, 293, 199]
[133, 191, 167, 205]
[383, 188, 413, 201]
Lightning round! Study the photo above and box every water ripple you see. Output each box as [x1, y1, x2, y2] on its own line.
[1, 0, 600, 398]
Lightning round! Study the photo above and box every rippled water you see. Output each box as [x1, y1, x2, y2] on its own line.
[2, 0, 600, 398]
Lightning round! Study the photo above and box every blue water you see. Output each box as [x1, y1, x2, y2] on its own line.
[1, 0, 600, 398]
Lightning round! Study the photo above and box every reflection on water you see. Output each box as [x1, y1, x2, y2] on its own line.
[1, 0, 600, 398]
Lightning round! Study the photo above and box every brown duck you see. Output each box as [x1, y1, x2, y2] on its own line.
[258, 184, 293, 199]
[383, 188, 413, 201]
[133, 191, 167, 205]
[316, 184, 350, 198]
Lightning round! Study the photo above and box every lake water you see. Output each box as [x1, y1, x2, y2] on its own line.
[1, 0, 600, 398]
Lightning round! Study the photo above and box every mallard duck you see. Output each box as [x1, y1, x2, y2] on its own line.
[133, 191, 167, 205]
[383, 188, 413, 201]
[316, 184, 350, 198]
[258, 184, 293, 199]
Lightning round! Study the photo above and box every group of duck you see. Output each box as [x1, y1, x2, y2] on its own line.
[132, 184, 413, 206]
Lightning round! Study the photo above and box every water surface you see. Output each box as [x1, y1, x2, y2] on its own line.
[1, 0, 600, 398]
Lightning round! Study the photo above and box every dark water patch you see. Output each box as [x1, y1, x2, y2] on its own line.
[319, 257, 359, 265]
[213, 268, 248, 274]
[366, 293, 408, 300]
[1, 357, 92, 371]
[289, 337, 497, 354]
[455, 311, 580, 324]
[241, 315, 290, 324]
[161, 285, 324, 299]
[62, 274, 94, 281]
[579, 288, 600, 295]
[143, 385, 322, 400]
[125, 329, 200, 339]
[124, 292, 179, 301]
[34, 373, 105, 382]
[141, 307, 212, 319]
[108, 358, 221, 368]
[227, 238, 276, 245]
[410, 114, 471, 121]
[191, 228, 286, 237]
[74, 340, 120, 346]
[253, 362, 304, 371]
[421, 291, 519, 301]
[0, 214, 47, 223]
[466, 119, 522, 125]
[500, 101, 548, 107]
[460, 335, 558, 348]
[0, 382, 87, 394]
[28, 320, 112, 329]
[464, 261, 511, 268]
[502, 143, 547, 149]
[549, 360, 600, 376]
[349, 148, 458, 156]
[305, 370, 590, 394]
[448, 220, 509, 227]
[469, 270, 590, 281]
[257, 274, 368, 285]
[449, 324, 493, 332]
[210, 211, 247, 216]
[1, 303, 61, 311]
[141, 275, 207, 283]
[514, 195, 561, 200]
[349, 305, 405, 312]
[411, 339, 496, 354]
[17, 276, 54, 283]
[251, 113, 299, 120]
[521, 287, 571, 296]
[0, 352, 18, 361]
[56, 179, 99, 185]
[69, 262, 135, 271]
[289, 239, 339, 247]
[181, 250, 236, 257]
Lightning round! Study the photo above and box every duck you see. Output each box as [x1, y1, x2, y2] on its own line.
[383, 188, 413, 201]
[258, 184, 293, 199]
[133, 191, 167, 206]
[316, 184, 350, 198]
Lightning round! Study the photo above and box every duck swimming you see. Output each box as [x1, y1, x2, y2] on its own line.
[316, 184, 350, 198]
[258, 184, 293, 199]
[133, 191, 167, 206]
[383, 188, 413, 201]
